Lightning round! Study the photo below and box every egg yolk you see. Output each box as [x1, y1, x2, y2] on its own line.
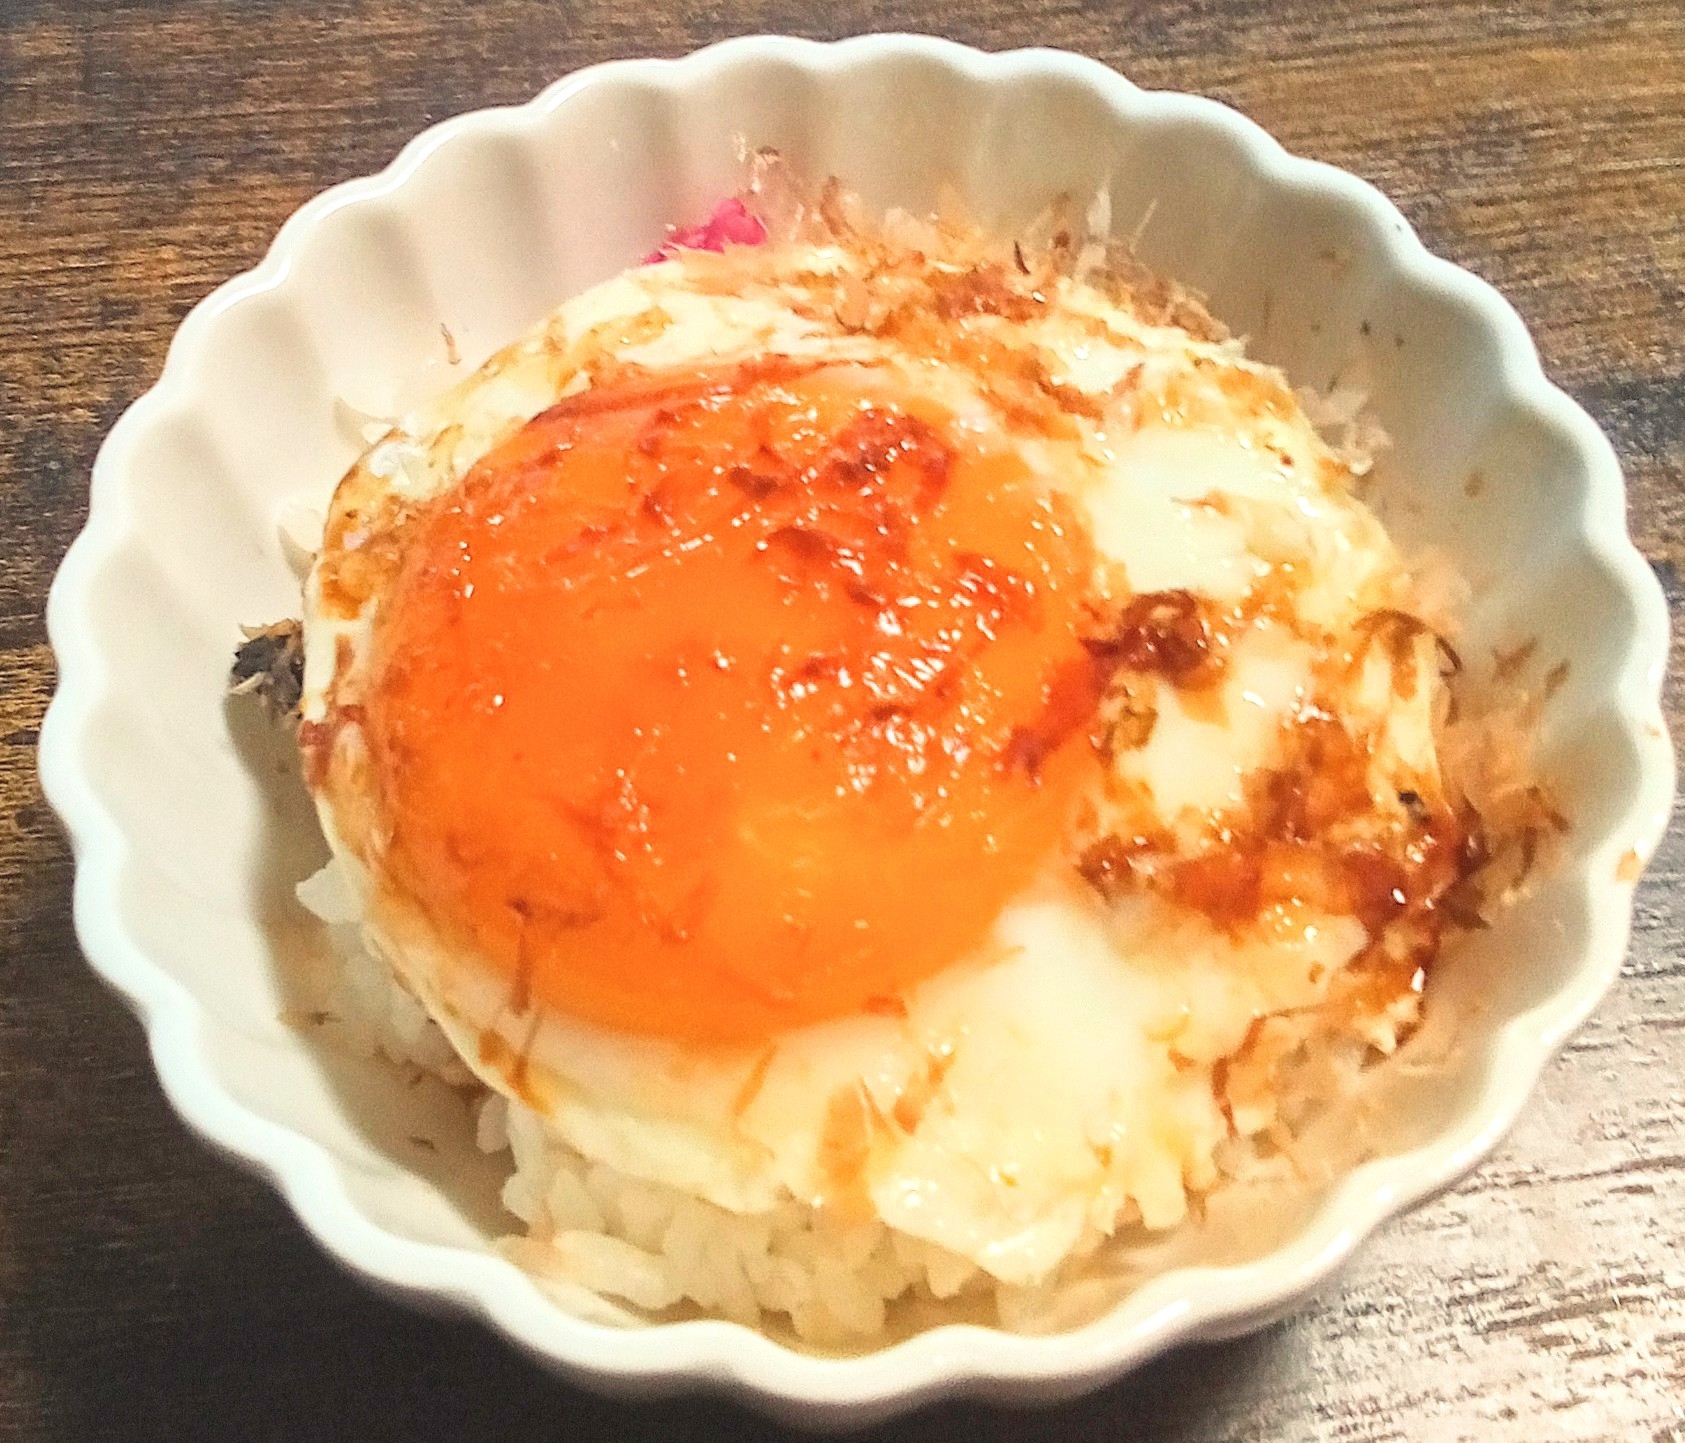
[362, 359, 1099, 1042]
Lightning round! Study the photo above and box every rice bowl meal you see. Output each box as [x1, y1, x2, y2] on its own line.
[230, 153, 1562, 1346]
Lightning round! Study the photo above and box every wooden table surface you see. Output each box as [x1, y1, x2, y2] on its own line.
[2, 1, 1681, 1438]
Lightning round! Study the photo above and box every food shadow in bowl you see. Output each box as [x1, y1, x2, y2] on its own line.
[222, 690, 514, 1247]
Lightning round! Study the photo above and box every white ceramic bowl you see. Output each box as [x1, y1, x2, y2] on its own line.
[40, 34, 1674, 1427]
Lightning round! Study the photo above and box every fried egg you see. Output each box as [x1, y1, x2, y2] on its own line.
[297, 182, 1475, 1319]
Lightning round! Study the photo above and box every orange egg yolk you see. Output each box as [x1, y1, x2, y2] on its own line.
[361, 359, 1099, 1042]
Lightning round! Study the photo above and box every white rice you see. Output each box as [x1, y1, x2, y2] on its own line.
[490, 1089, 1000, 1342]
[293, 860, 1405, 1344]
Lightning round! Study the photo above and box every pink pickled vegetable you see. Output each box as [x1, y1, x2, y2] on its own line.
[643, 197, 767, 263]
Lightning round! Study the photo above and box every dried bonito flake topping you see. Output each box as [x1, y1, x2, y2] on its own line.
[228, 157, 1558, 1340]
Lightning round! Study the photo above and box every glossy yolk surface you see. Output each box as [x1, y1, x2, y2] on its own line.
[362, 360, 1099, 1042]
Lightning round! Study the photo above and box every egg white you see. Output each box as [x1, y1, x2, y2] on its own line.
[299, 216, 1449, 1299]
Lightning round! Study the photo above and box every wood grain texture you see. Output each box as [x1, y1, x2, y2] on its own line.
[1, 1, 1680, 1439]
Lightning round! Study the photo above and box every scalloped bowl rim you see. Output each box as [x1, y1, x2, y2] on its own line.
[38, 33, 1675, 1423]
